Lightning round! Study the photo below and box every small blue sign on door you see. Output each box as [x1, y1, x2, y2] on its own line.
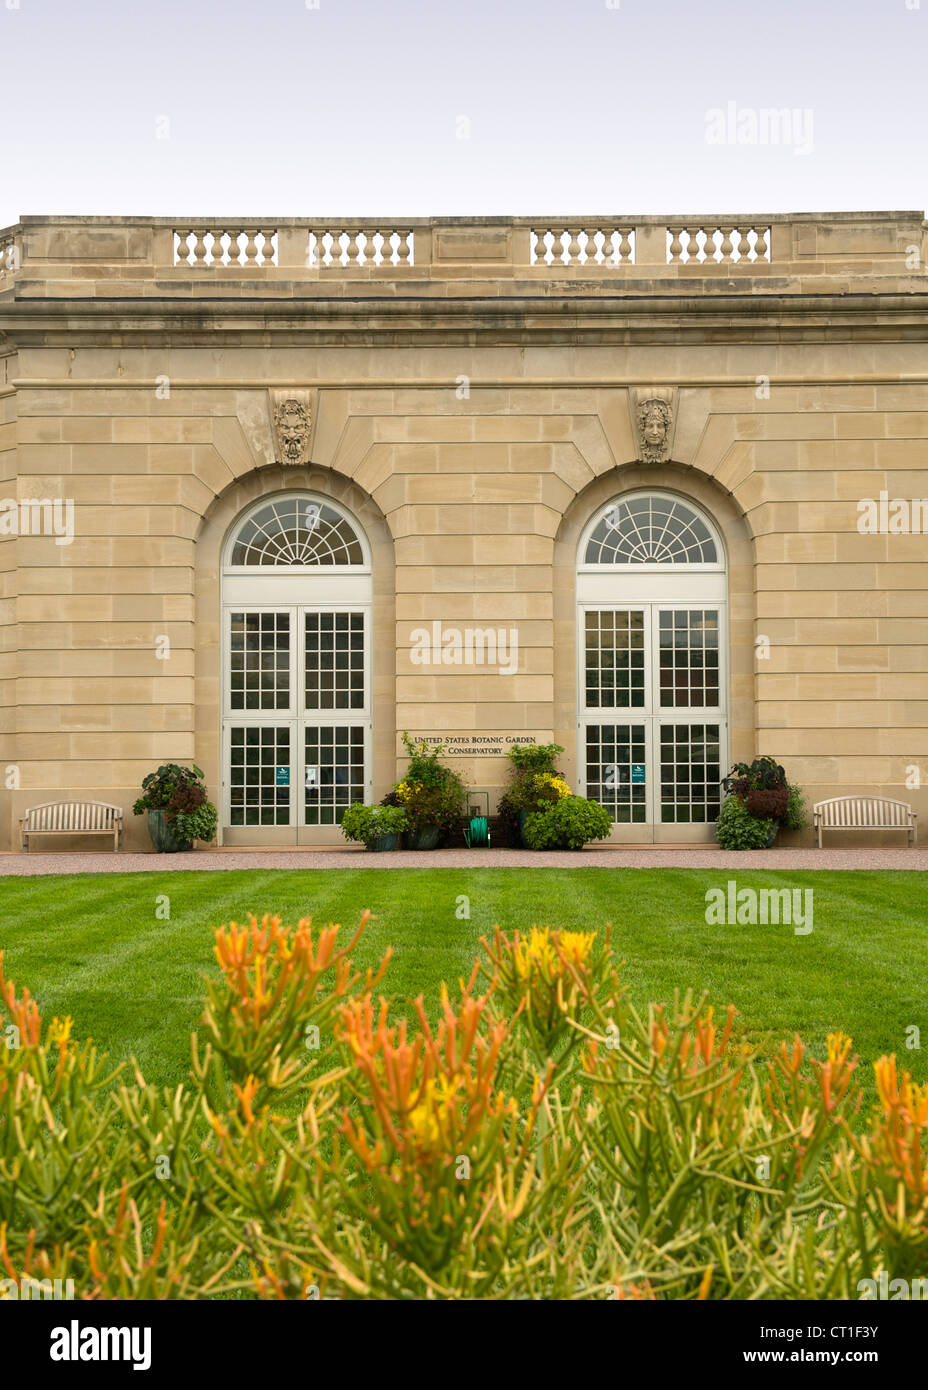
[275, 766, 290, 787]
[631, 763, 646, 785]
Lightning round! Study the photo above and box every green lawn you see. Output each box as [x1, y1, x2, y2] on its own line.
[0, 868, 924, 1098]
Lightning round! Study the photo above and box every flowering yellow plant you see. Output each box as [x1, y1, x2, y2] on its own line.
[513, 926, 596, 983]
[532, 773, 571, 801]
[482, 924, 612, 1064]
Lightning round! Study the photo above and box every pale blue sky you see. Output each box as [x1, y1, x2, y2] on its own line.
[1, 0, 925, 228]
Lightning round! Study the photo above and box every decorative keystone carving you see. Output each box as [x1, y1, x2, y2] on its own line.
[630, 388, 677, 464]
[269, 389, 318, 465]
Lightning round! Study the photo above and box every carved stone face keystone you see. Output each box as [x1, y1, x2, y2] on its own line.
[269, 391, 317, 466]
[276, 399, 309, 464]
[636, 397, 673, 463]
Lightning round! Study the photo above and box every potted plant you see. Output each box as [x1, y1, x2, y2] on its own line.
[341, 803, 408, 852]
[497, 743, 569, 846]
[716, 756, 807, 850]
[392, 734, 468, 849]
[132, 763, 218, 852]
[522, 796, 613, 850]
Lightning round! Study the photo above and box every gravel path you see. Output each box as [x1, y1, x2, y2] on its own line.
[2, 847, 926, 875]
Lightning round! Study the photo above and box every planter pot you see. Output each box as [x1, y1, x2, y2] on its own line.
[405, 824, 441, 851]
[366, 833, 399, 853]
[763, 824, 779, 848]
[147, 809, 193, 853]
[517, 809, 533, 848]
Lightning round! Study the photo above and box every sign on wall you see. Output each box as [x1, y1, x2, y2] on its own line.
[407, 734, 544, 758]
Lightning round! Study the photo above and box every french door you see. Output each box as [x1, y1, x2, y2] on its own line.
[578, 604, 727, 843]
[221, 604, 373, 844]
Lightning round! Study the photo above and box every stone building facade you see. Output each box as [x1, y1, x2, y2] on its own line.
[0, 212, 925, 849]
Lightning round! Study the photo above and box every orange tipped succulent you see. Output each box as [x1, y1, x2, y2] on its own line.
[613, 1279, 657, 1301]
[337, 974, 517, 1173]
[867, 1055, 928, 1204]
[213, 910, 377, 1028]
[0, 953, 42, 1048]
[329, 977, 554, 1290]
[201, 910, 387, 1090]
[810, 1032, 858, 1116]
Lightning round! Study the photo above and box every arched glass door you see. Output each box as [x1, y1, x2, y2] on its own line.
[221, 494, 373, 844]
[576, 491, 728, 843]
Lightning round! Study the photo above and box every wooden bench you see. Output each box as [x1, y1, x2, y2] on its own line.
[20, 801, 123, 852]
[812, 796, 917, 849]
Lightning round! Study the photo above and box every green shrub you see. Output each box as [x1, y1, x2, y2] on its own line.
[715, 794, 776, 850]
[783, 785, 807, 831]
[341, 803, 408, 846]
[507, 742, 564, 775]
[394, 733, 468, 838]
[500, 745, 571, 829]
[523, 796, 612, 850]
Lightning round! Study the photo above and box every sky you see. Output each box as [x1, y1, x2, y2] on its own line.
[1, 0, 926, 228]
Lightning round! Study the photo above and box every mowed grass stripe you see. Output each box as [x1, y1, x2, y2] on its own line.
[0, 868, 923, 1095]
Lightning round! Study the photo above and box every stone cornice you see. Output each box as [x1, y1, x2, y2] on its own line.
[3, 290, 928, 350]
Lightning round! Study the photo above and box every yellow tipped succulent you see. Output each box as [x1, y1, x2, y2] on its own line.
[513, 926, 595, 985]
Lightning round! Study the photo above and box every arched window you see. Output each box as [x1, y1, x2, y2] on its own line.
[584, 494, 719, 566]
[228, 497, 366, 568]
[577, 491, 727, 842]
[221, 493, 373, 842]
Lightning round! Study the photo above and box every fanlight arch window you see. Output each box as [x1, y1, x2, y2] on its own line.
[582, 492, 721, 568]
[220, 492, 373, 839]
[227, 495, 368, 569]
[576, 490, 728, 837]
